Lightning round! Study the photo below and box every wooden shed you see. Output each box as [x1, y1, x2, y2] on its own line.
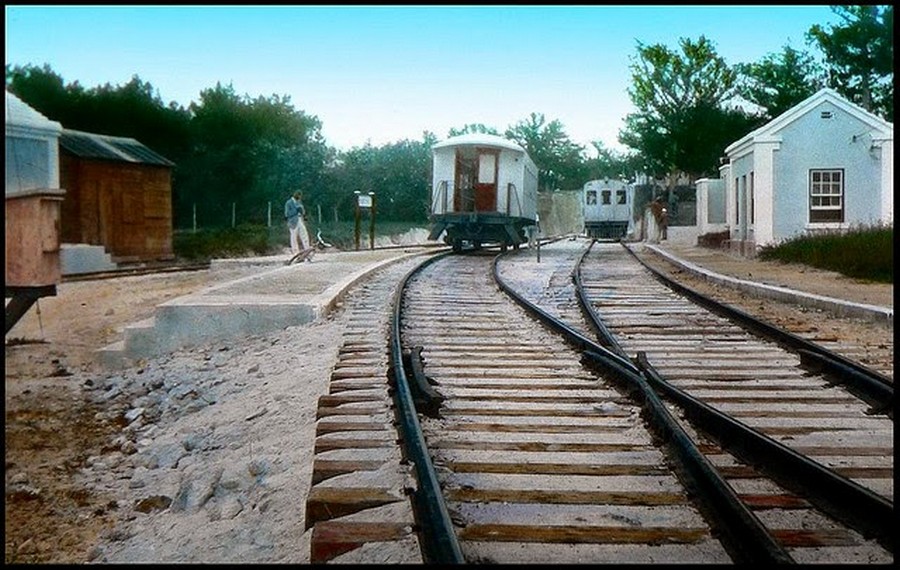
[5, 90, 65, 332]
[58, 129, 176, 263]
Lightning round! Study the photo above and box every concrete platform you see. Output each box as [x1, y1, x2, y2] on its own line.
[96, 246, 437, 369]
[95, 239, 891, 370]
[639, 243, 893, 325]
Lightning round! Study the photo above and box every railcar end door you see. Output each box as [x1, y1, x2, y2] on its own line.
[473, 149, 498, 212]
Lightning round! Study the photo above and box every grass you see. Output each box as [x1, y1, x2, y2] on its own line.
[173, 220, 427, 261]
[757, 224, 893, 284]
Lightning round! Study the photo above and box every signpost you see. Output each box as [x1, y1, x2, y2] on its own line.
[354, 191, 376, 250]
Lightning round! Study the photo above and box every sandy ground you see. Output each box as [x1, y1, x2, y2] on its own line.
[4, 241, 893, 563]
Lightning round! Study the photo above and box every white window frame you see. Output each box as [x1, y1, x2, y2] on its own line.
[809, 168, 844, 223]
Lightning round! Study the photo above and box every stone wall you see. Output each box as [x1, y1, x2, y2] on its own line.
[537, 190, 583, 237]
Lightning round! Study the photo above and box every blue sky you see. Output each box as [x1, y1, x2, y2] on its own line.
[5, 5, 839, 155]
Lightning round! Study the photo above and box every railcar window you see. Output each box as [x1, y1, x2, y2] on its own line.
[601, 190, 611, 205]
[586, 190, 597, 205]
[616, 190, 626, 204]
[478, 153, 496, 183]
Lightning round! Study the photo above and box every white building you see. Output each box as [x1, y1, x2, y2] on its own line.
[719, 88, 893, 254]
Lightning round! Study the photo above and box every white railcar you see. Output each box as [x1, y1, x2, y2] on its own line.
[429, 133, 538, 252]
[583, 178, 634, 239]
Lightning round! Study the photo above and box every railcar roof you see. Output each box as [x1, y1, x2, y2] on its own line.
[432, 133, 526, 153]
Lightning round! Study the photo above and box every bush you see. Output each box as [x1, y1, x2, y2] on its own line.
[173, 225, 284, 261]
[757, 224, 893, 283]
[174, 220, 427, 261]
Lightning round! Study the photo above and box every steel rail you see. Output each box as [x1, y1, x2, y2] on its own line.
[491, 251, 794, 564]
[388, 250, 465, 564]
[620, 242, 893, 414]
[575, 241, 894, 552]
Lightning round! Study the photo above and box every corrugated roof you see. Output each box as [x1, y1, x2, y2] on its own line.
[5, 90, 63, 135]
[59, 129, 175, 167]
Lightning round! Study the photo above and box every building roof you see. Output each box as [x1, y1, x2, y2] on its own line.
[5, 90, 63, 137]
[59, 129, 175, 167]
[725, 88, 894, 156]
[433, 133, 527, 154]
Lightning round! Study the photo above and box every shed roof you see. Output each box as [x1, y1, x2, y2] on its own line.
[725, 88, 893, 156]
[59, 129, 175, 167]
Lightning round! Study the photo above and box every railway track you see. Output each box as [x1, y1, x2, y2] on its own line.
[306, 237, 892, 563]
[495, 237, 893, 563]
[400, 251, 733, 563]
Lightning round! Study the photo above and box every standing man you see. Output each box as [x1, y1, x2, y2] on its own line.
[284, 190, 310, 256]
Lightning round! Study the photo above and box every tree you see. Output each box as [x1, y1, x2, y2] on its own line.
[736, 45, 827, 121]
[180, 83, 329, 228]
[586, 141, 637, 182]
[6, 64, 192, 164]
[504, 112, 588, 191]
[808, 5, 893, 120]
[619, 36, 757, 184]
[447, 123, 500, 137]
[327, 133, 435, 224]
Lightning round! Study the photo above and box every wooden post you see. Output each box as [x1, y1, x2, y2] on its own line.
[267, 201, 272, 227]
[354, 191, 361, 251]
[368, 192, 376, 250]
[193, 203, 197, 233]
[232, 203, 236, 228]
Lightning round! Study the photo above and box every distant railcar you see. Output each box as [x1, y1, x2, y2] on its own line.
[429, 133, 538, 252]
[583, 179, 634, 239]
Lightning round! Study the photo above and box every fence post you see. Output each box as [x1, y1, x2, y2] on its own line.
[354, 191, 361, 251]
[369, 192, 376, 250]
[232, 203, 236, 228]
[267, 201, 272, 228]
[193, 203, 197, 233]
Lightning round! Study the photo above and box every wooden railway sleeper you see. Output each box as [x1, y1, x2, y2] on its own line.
[620, 243, 894, 414]
[580, 348, 794, 564]
[797, 348, 894, 419]
[494, 250, 793, 563]
[633, 351, 895, 553]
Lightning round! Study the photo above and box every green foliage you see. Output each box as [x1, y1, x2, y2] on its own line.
[6, 64, 191, 166]
[178, 83, 331, 230]
[757, 225, 893, 283]
[314, 220, 426, 250]
[619, 36, 759, 182]
[505, 112, 589, 191]
[173, 224, 284, 261]
[735, 45, 827, 121]
[172, 220, 426, 261]
[628, 36, 737, 115]
[326, 136, 435, 224]
[448, 123, 500, 136]
[585, 141, 638, 182]
[808, 5, 893, 120]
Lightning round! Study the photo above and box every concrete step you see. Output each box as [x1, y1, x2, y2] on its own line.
[60, 243, 117, 275]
